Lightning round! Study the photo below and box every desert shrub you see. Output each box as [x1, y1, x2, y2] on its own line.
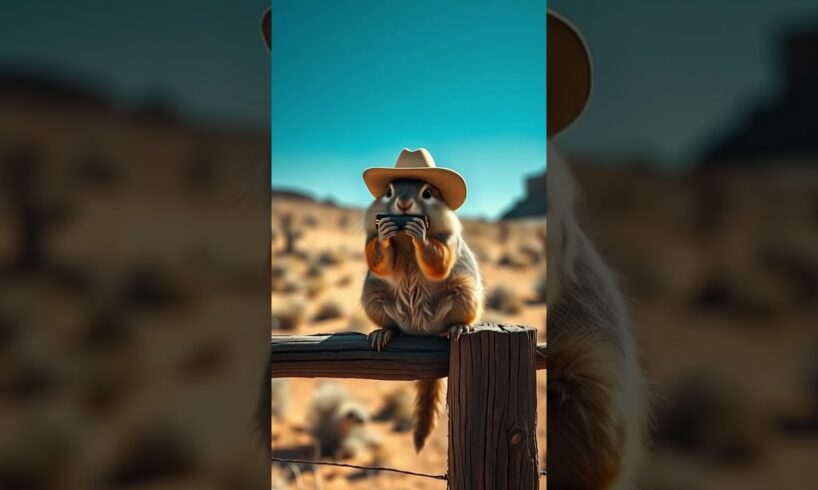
[271, 261, 300, 293]
[303, 213, 319, 227]
[318, 249, 345, 266]
[487, 285, 524, 314]
[278, 213, 303, 255]
[271, 298, 306, 331]
[497, 251, 529, 269]
[653, 375, 763, 465]
[336, 274, 353, 287]
[308, 382, 377, 458]
[374, 386, 413, 432]
[304, 278, 326, 299]
[313, 299, 344, 322]
[270, 379, 290, 421]
[305, 261, 325, 279]
[533, 271, 546, 303]
[518, 242, 544, 265]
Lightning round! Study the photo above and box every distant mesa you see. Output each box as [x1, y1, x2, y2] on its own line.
[0, 69, 109, 109]
[500, 170, 546, 220]
[271, 188, 318, 203]
[701, 22, 818, 166]
[0, 67, 177, 124]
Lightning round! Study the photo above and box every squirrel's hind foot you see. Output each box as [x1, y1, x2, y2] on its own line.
[444, 324, 473, 342]
[368, 327, 400, 351]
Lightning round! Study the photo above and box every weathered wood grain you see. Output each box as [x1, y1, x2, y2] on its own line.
[270, 326, 546, 380]
[447, 325, 540, 490]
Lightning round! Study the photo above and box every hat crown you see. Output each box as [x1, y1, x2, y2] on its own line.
[395, 148, 436, 169]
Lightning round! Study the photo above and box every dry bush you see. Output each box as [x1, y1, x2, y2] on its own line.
[278, 212, 303, 255]
[305, 261, 325, 279]
[338, 213, 351, 230]
[317, 249, 345, 266]
[533, 270, 546, 303]
[313, 299, 344, 322]
[271, 261, 299, 293]
[304, 278, 326, 299]
[270, 379, 290, 421]
[653, 375, 765, 465]
[302, 213, 319, 227]
[308, 383, 378, 459]
[374, 386, 413, 432]
[518, 241, 544, 265]
[271, 298, 306, 331]
[487, 285, 524, 314]
[336, 274, 353, 287]
[498, 250, 530, 269]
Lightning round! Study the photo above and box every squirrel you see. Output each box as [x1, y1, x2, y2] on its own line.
[360, 167, 484, 452]
[546, 145, 648, 490]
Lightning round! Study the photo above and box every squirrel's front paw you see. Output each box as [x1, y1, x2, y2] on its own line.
[368, 327, 399, 352]
[444, 324, 473, 342]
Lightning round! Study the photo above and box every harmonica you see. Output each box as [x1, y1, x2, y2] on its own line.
[375, 214, 429, 230]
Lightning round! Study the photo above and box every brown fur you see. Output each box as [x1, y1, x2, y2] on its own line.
[413, 379, 443, 451]
[547, 146, 647, 489]
[361, 179, 484, 451]
[414, 236, 455, 280]
[547, 330, 627, 489]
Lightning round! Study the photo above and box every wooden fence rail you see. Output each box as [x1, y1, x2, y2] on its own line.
[270, 323, 546, 490]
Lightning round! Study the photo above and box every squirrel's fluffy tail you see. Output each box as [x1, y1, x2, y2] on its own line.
[547, 328, 644, 490]
[413, 378, 443, 452]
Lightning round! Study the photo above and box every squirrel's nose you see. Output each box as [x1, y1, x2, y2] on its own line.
[397, 200, 412, 211]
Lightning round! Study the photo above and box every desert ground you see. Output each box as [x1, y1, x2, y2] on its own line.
[570, 162, 818, 490]
[270, 194, 547, 490]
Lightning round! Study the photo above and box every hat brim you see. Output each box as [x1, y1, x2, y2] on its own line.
[548, 11, 592, 136]
[363, 167, 467, 210]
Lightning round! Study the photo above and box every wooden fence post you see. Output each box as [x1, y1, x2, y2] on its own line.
[447, 325, 539, 490]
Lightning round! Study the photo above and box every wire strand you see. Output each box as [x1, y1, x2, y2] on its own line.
[272, 456, 548, 481]
[270, 456, 448, 481]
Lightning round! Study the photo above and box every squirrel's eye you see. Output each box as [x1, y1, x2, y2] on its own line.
[422, 188, 433, 199]
[385, 187, 392, 198]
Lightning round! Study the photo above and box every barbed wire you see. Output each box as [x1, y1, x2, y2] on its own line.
[271, 455, 548, 481]
[270, 456, 448, 481]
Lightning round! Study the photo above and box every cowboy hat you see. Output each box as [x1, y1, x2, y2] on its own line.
[363, 148, 467, 210]
[548, 10, 592, 136]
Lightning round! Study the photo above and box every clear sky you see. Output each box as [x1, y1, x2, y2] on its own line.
[550, 0, 818, 167]
[270, 0, 547, 219]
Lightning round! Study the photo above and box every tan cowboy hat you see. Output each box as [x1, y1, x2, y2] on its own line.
[548, 10, 592, 136]
[363, 148, 467, 210]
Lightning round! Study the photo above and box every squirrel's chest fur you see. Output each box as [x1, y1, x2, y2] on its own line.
[393, 269, 437, 334]
[391, 256, 443, 334]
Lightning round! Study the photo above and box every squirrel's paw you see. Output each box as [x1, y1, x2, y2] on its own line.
[444, 324, 473, 342]
[368, 327, 399, 352]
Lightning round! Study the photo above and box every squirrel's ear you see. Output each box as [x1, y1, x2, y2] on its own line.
[261, 8, 271, 51]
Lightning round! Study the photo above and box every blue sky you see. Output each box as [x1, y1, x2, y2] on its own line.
[270, 0, 546, 218]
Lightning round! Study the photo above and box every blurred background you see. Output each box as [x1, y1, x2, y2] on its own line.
[0, 2, 270, 489]
[552, 1, 818, 488]
[268, 1, 546, 488]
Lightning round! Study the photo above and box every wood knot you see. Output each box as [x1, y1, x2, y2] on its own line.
[509, 429, 525, 445]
